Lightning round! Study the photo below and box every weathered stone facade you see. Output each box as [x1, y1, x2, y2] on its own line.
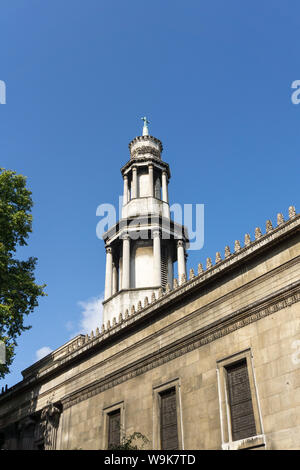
[0, 206, 299, 449]
[0, 128, 299, 450]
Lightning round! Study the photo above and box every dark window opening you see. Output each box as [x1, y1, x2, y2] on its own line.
[160, 387, 178, 450]
[226, 359, 256, 441]
[108, 409, 121, 449]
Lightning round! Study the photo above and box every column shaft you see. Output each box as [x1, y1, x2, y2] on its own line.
[162, 171, 168, 203]
[153, 230, 161, 286]
[149, 164, 154, 197]
[132, 167, 137, 199]
[122, 236, 130, 289]
[177, 240, 186, 283]
[123, 175, 128, 204]
[104, 247, 113, 300]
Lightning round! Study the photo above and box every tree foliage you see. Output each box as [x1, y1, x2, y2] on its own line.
[108, 431, 150, 450]
[0, 168, 46, 378]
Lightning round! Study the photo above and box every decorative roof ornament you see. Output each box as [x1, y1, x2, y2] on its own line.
[266, 220, 273, 233]
[141, 116, 150, 136]
[244, 234, 251, 247]
[289, 206, 296, 219]
[224, 246, 231, 258]
[255, 227, 262, 240]
[189, 268, 195, 279]
[277, 213, 284, 226]
[234, 240, 241, 252]
[198, 263, 203, 274]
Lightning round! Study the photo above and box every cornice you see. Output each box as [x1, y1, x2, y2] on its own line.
[60, 281, 300, 410]
[1, 280, 299, 425]
[121, 156, 170, 178]
[0, 212, 299, 410]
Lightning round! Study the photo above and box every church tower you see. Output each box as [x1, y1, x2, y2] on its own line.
[102, 119, 189, 323]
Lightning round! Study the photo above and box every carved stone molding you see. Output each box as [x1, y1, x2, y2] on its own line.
[38, 403, 62, 450]
[131, 146, 161, 159]
[121, 156, 170, 178]
[61, 283, 300, 410]
[128, 135, 163, 153]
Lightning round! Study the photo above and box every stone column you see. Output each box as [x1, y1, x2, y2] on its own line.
[162, 171, 168, 203]
[153, 230, 161, 286]
[132, 167, 137, 199]
[148, 164, 154, 197]
[112, 261, 118, 295]
[177, 240, 186, 283]
[123, 175, 128, 204]
[122, 235, 130, 289]
[104, 246, 113, 300]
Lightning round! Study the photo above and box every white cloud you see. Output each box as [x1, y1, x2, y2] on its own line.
[76, 295, 103, 335]
[36, 346, 53, 361]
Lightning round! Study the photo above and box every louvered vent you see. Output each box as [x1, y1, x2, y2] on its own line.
[226, 360, 256, 441]
[160, 388, 178, 450]
[161, 247, 168, 288]
[108, 409, 120, 448]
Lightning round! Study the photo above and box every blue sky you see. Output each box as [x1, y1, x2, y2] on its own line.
[0, 0, 299, 388]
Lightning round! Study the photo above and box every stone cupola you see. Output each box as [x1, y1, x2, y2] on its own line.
[102, 119, 189, 324]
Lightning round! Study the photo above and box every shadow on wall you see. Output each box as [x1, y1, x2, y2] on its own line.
[0, 365, 63, 449]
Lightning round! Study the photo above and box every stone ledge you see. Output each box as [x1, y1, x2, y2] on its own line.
[222, 434, 266, 450]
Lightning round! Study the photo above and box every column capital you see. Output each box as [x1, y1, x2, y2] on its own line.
[121, 232, 130, 241]
[152, 229, 161, 238]
[106, 246, 113, 254]
[177, 239, 185, 248]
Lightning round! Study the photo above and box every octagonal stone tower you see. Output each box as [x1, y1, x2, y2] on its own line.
[102, 120, 189, 324]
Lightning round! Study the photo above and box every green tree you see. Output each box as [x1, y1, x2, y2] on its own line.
[0, 168, 46, 379]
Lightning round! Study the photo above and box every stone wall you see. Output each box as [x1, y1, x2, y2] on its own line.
[0, 211, 299, 450]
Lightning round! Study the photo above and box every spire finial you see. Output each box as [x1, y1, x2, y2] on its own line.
[141, 116, 150, 136]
